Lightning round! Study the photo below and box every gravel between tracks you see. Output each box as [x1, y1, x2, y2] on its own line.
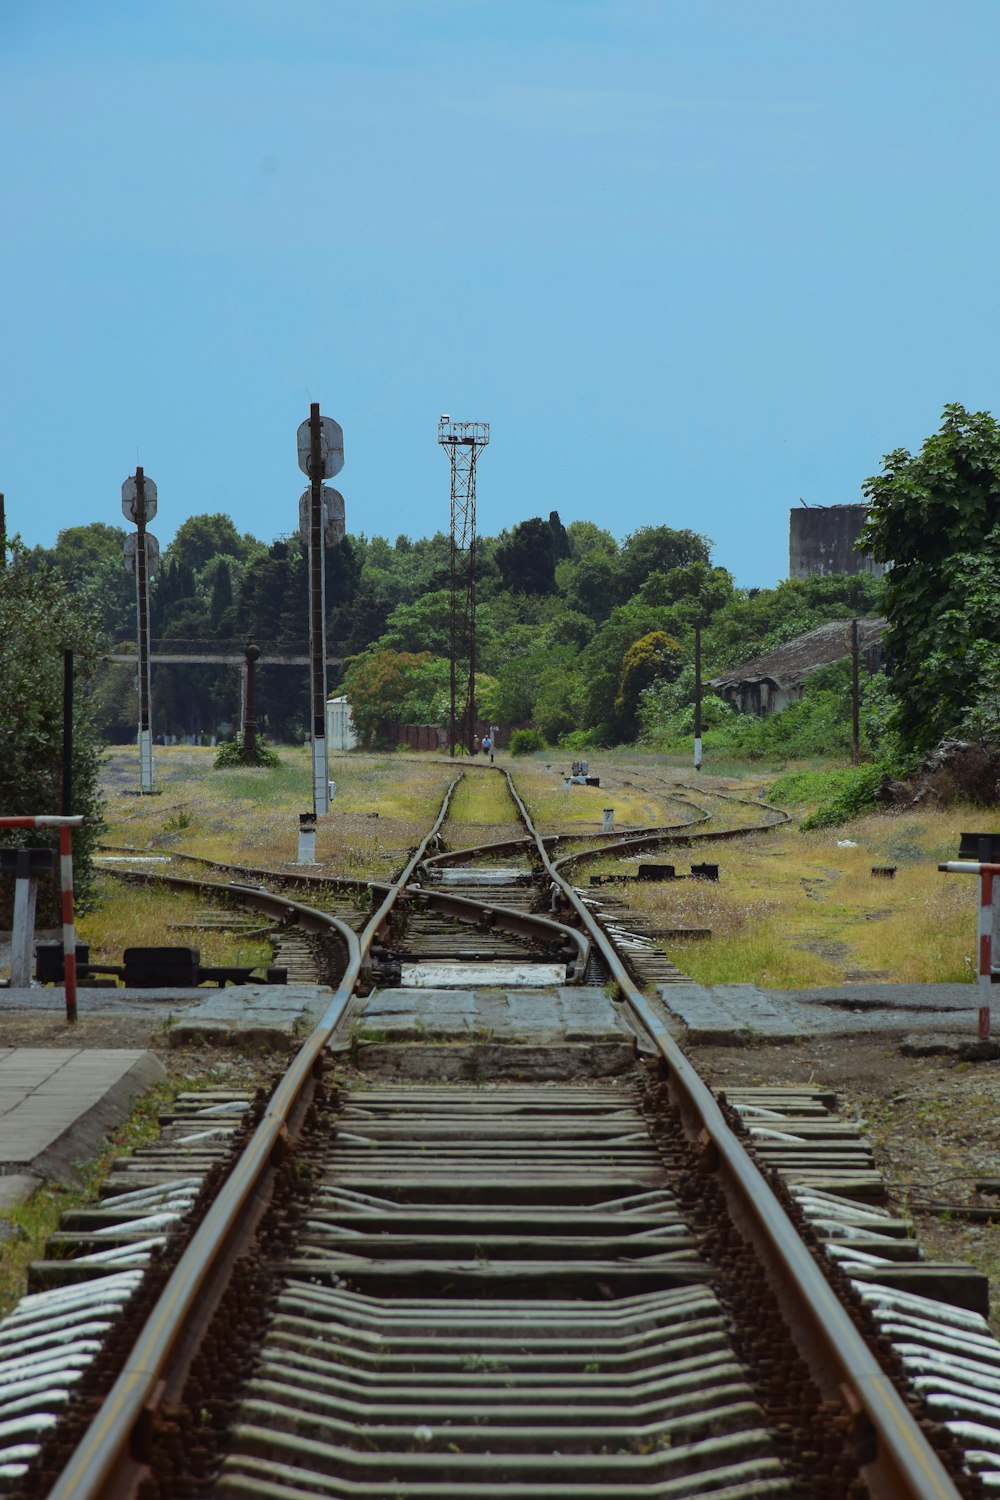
[689, 1034, 1000, 1334]
[1, 1008, 997, 1331]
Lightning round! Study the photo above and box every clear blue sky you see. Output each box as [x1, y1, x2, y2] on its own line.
[3, 0, 999, 586]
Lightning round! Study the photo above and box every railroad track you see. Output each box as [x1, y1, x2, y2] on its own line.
[3, 768, 996, 1496]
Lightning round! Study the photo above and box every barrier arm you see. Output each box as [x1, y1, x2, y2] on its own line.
[939, 859, 1000, 1041]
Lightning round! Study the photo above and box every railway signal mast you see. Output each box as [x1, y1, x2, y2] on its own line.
[296, 403, 345, 816]
[122, 469, 160, 794]
[438, 416, 489, 757]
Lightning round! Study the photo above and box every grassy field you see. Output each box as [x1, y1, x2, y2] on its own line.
[98, 745, 454, 873]
[74, 744, 980, 990]
[78, 745, 456, 966]
[579, 778, 978, 988]
[509, 756, 695, 834]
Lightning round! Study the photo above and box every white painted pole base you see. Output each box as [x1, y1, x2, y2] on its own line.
[296, 828, 318, 865]
[10, 876, 38, 987]
[139, 729, 155, 793]
[313, 735, 330, 815]
[694, 736, 702, 772]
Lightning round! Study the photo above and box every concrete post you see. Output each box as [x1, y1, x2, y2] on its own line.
[10, 861, 38, 987]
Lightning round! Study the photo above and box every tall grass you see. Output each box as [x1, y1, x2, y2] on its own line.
[672, 930, 835, 988]
[617, 802, 980, 989]
[77, 879, 272, 969]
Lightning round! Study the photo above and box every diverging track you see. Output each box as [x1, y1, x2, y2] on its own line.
[3, 766, 988, 1499]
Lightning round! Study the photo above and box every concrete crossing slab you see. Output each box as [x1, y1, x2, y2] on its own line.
[358, 985, 630, 1043]
[1, 984, 332, 1048]
[657, 981, 982, 1044]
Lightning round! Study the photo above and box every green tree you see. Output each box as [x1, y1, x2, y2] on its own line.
[548, 510, 571, 561]
[168, 513, 258, 574]
[638, 667, 733, 746]
[495, 519, 558, 595]
[566, 520, 617, 559]
[635, 561, 734, 618]
[342, 649, 450, 746]
[617, 526, 711, 601]
[209, 560, 234, 627]
[0, 546, 105, 907]
[559, 549, 618, 623]
[859, 403, 1000, 750]
[378, 590, 454, 656]
[581, 602, 680, 740]
[28, 523, 136, 642]
[614, 631, 682, 738]
[533, 661, 584, 742]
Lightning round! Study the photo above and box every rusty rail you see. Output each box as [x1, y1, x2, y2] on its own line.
[502, 767, 960, 1500]
[46, 779, 463, 1500]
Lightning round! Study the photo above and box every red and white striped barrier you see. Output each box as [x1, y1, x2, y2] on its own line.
[0, 816, 85, 1023]
[939, 859, 1000, 1040]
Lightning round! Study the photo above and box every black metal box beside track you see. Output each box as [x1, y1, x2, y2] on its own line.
[0, 848, 57, 876]
[35, 941, 89, 983]
[959, 831, 1000, 861]
[124, 946, 201, 987]
[637, 864, 678, 881]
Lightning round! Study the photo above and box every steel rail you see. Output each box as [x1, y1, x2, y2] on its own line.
[550, 791, 790, 878]
[103, 867, 359, 944]
[47, 776, 463, 1500]
[503, 766, 961, 1500]
[101, 847, 592, 981]
[416, 812, 707, 870]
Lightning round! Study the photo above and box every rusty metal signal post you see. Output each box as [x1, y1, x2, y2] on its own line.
[296, 403, 345, 816]
[122, 468, 160, 793]
[438, 417, 489, 756]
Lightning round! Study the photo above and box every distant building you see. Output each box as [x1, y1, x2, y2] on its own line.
[789, 503, 884, 580]
[327, 695, 360, 751]
[712, 618, 885, 718]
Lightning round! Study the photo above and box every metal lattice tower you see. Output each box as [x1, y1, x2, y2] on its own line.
[438, 417, 490, 757]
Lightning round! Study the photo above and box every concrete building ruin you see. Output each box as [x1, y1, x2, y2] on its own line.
[789, 503, 884, 580]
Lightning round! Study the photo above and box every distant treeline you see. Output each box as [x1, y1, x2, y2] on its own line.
[22, 511, 883, 750]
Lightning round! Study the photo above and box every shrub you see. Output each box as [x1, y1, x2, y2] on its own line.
[509, 728, 547, 756]
[214, 734, 281, 769]
[558, 729, 595, 751]
[799, 765, 887, 829]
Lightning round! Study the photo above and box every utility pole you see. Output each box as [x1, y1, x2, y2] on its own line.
[296, 403, 345, 816]
[62, 651, 74, 816]
[122, 468, 160, 793]
[0, 493, 6, 569]
[851, 618, 861, 764]
[243, 637, 260, 762]
[438, 417, 489, 756]
[694, 622, 703, 772]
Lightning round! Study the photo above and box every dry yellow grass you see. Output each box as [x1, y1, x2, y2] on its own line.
[77, 879, 273, 970]
[88, 746, 457, 962]
[611, 801, 979, 988]
[509, 756, 693, 834]
[100, 745, 455, 878]
[90, 748, 982, 988]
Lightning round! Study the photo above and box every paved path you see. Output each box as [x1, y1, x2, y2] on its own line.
[0, 1049, 165, 1200]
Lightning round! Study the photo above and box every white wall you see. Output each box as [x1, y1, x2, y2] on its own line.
[327, 696, 359, 751]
